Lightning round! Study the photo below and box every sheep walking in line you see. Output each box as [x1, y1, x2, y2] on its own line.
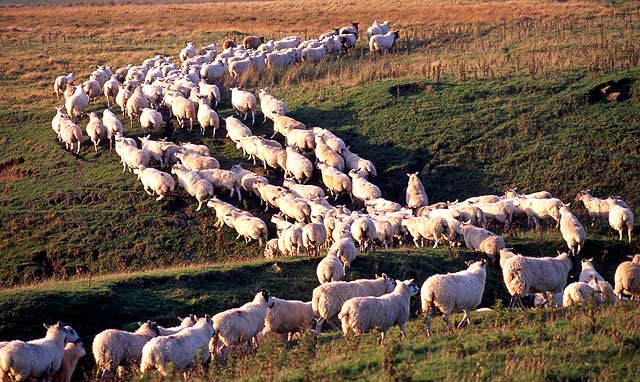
[421, 260, 487, 336]
[339, 279, 419, 342]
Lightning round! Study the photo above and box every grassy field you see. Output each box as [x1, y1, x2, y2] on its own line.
[0, 0, 639, 380]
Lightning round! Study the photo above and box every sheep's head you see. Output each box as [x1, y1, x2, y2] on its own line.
[396, 279, 419, 296]
[258, 289, 274, 308]
[505, 187, 518, 199]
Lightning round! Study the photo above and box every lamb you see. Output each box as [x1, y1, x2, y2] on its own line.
[460, 222, 505, 261]
[422, 260, 487, 336]
[271, 114, 305, 138]
[283, 179, 324, 199]
[54, 73, 75, 99]
[82, 79, 101, 102]
[211, 291, 274, 361]
[258, 88, 287, 122]
[317, 251, 345, 284]
[614, 254, 640, 299]
[263, 298, 314, 341]
[140, 316, 214, 376]
[263, 238, 281, 260]
[157, 315, 198, 336]
[0, 323, 80, 382]
[562, 279, 604, 307]
[179, 42, 196, 62]
[318, 163, 352, 200]
[92, 321, 159, 379]
[171, 164, 214, 211]
[52, 342, 85, 382]
[349, 169, 381, 202]
[175, 151, 219, 171]
[406, 172, 429, 208]
[500, 250, 579, 310]
[312, 274, 395, 332]
[85, 112, 106, 153]
[342, 149, 377, 177]
[315, 135, 345, 171]
[559, 204, 586, 255]
[198, 168, 241, 202]
[607, 197, 634, 243]
[65, 86, 89, 121]
[116, 137, 149, 173]
[230, 87, 257, 125]
[224, 116, 252, 143]
[575, 190, 628, 226]
[102, 109, 123, 151]
[286, 129, 316, 152]
[59, 119, 83, 154]
[139, 108, 163, 132]
[369, 31, 400, 54]
[125, 87, 148, 127]
[350, 216, 377, 252]
[223, 211, 268, 246]
[302, 222, 327, 256]
[340, 279, 419, 342]
[133, 165, 175, 201]
[285, 146, 313, 183]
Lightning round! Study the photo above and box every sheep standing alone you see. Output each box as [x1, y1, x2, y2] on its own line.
[317, 251, 345, 284]
[312, 274, 395, 332]
[339, 279, 419, 342]
[140, 316, 214, 376]
[607, 197, 634, 243]
[559, 204, 586, 255]
[421, 260, 487, 336]
[0, 323, 80, 382]
[263, 297, 314, 341]
[614, 254, 640, 299]
[406, 172, 428, 208]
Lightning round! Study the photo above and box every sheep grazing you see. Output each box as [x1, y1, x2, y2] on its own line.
[369, 31, 400, 54]
[0, 322, 80, 382]
[54, 73, 75, 99]
[317, 251, 345, 284]
[422, 260, 487, 336]
[179, 42, 196, 62]
[330, 237, 358, 272]
[230, 87, 257, 125]
[406, 172, 429, 208]
[157, 315, 197, 336]
[133, 165, 175, 201]
[607, 197, 634, 243]
[243, 35, 264, 49]
[59, 119, 83, 154]
[139, 108, 163, 132]
[223, 211, 268, 246]
[318, 163, 352, 201]
[140, 316, 214, 377]
[562, 279, 604, 307]
[211, 291, 274, 361]
[85, 112, 106, 153]
[65, 85, 89, 121]
[460, 222, 505, 261]
[312, 274, 395, 332]
[559, 204, 586, 255]
[195, 95, 219, 136]
[52, 342, 85, 382]
[263, 297, 314, 341]
[500, 250, 580, 310]
[614, 254, 640, 299]
[340, 279, 419, 342]
[102, 109, 123, 151]
[258, 88, 287, 122]
[171, 164, 214, 211]
[92, 321, 159, 380]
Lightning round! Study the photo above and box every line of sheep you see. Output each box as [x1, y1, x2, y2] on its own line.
[4, 252, 640, 381]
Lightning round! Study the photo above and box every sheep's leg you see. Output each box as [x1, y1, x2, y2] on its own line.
[251, 110, 255, 125]
[457, 309, 471, 330]
[425, 308, 433, 336]
[156, 194, 165, 201]
[398, 324, 407, 340]
[509, 295, 517, 311]
[442, 314, 453, 332]
[619, 229, 623, 241]
[628, 227, 632, 244]
[189, 118, 193, 132]
[144, 187, 153, 196]
[315, 318, 325, 333]
[196, 201, 203, 211]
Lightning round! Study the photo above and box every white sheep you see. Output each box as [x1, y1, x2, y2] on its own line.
[59, 119, 83, 154]
[286, 129, 316, 152]
[365, 198, 402, 215]
[52, 342, 85, 382]
[224, 116, 252, 143]
[171, 94, 196, 131]
[401, 216, 448, 249]
[515, 196, 563, 229]
[318, 163, 352, 201]
[223, 211, 268, 246]
[279, 222, 306, 256]
[180, 142, 210, 157]
[139, 108, 163, 132]
[448, 203, 487, 228]
[283, 179, 324, 199]
[198, 80, 221, 107]
[312, 127, 346, 154]
[579, 259, 605, 282]
[103, 75, 120, 107]
[473, 200, 516, 230]
[175, 151, 219, 171]
[116, 137, 149, 173]
[140, 316, 214, 376]
[340, 279, 419, 342]
[258, 88, 287, 122]
[194, 95, 219, 136]
[350, 216, 377, 252]
[317, 251, 345, 284]
[607, 197, 634, 243]
[54, 73, 75, 99]
[253, 180, 288, 210]
[157, 315, 198, 336]
[349, 169, 381, 203]
[369, 31, 400, 53]
[92, 321, 159, 379]
[0, 323, 80, 382]
[230, 87, 257, 125]
[133, 165, 175, 201]
[115, 86, 131, 115]
[562, 279, 604, 307]
[575, 190, 628, 226]
[275, 194, 311, 222]
[211, 291, 274, 361]
[460, 222, 505, 261]
[406, 172, 429, 208]
[171, 164, 214, 211]
[422, 260, 487, 336]
[500, 250, 579, 310]
[614, 254, 640, 299]
[263, 298, 314, 341]
[285, 146, 313, 183]
[179, 42, 196, 62]
[207, 197, 245, 230]
[65, 86, 89, 121]
[312, 274, 395, 332]
[125, 87, 148, 127]
[82, 79, 101, 102]
[342, 149, 376, 178]
[51, 105, 69, 142]
[559, 204, 586, 255]
[198, 168, 241, 202]
[302, 222, 327, 256]
[315, 135, 345, 171]
[102, 109, 123, 152]
[271, 114, 305, 138]
[85, 112, 106, 153]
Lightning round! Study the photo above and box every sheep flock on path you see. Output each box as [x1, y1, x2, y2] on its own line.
[2, 19, 638, 381]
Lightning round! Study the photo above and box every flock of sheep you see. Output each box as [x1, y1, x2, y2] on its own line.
[1, 19, 638, 382]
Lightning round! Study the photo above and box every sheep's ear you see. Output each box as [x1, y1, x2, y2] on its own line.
[382, 273, 388, 279]
[565, 202, 571, 207]
[43, 323, 50, 329]
[557, 250, 562, 256]
[138, 321, 144, 327]
[465, 260, 473, 266]
[177, 316, 184, 321]
[585, 258, 593, 263]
